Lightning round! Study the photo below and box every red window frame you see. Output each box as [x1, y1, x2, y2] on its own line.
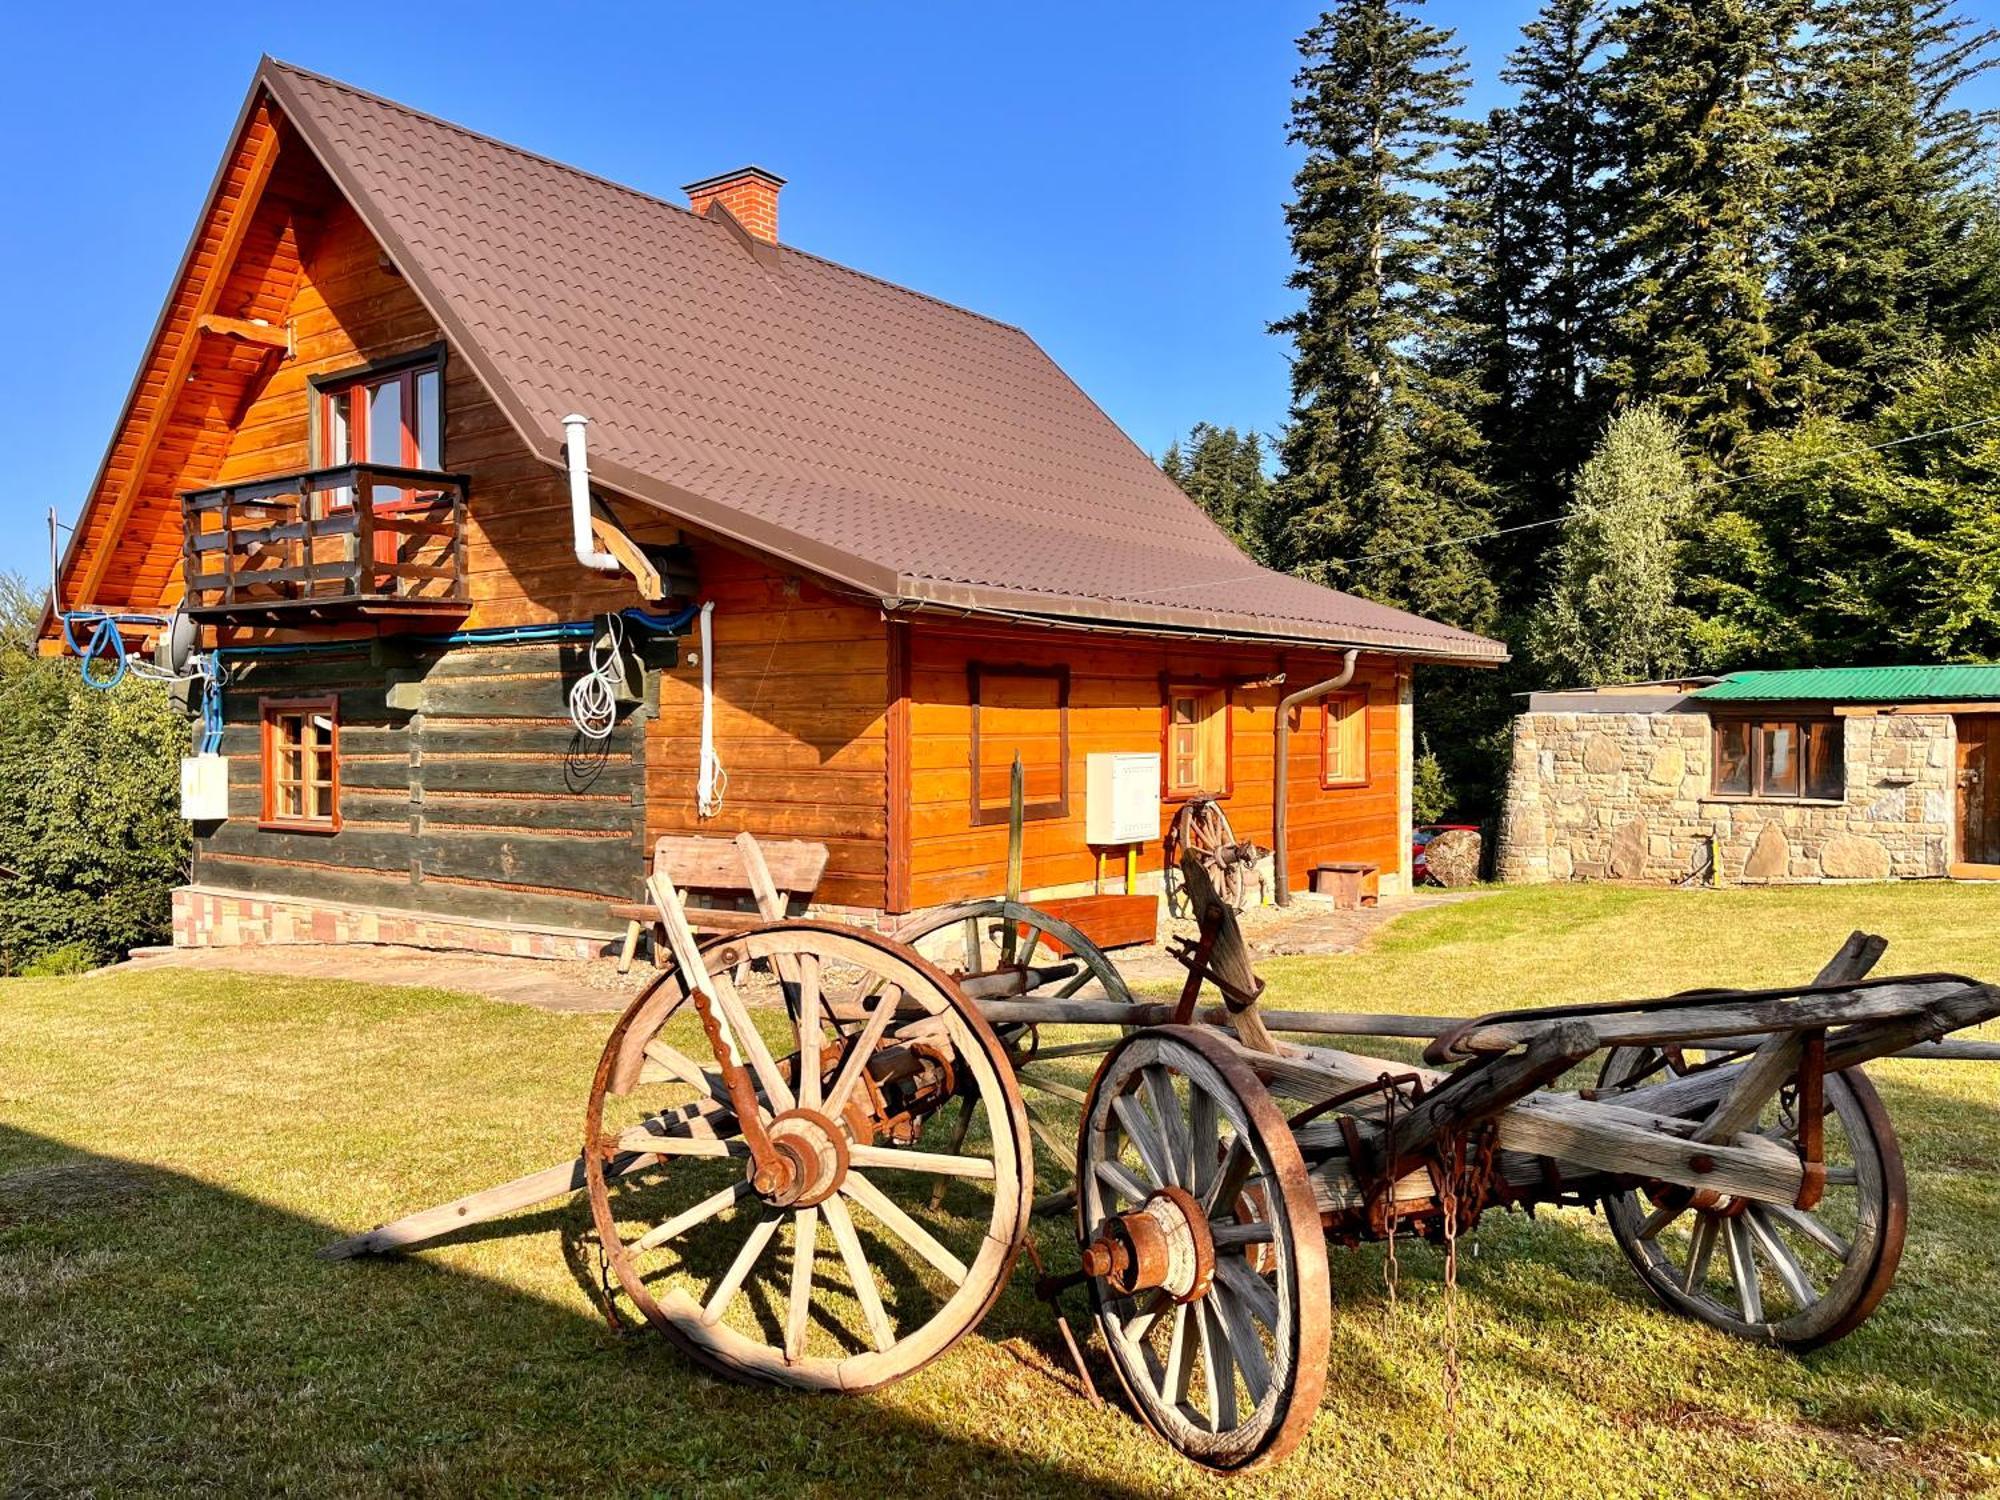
[260, 695, 341, 832]
[313, 356, 444, 485]
[1320, 689, 1371, 789]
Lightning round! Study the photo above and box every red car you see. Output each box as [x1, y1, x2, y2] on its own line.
[1412, 823, 1479, 885]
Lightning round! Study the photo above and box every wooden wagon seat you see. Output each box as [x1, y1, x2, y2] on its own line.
[608, 833, 830, 971]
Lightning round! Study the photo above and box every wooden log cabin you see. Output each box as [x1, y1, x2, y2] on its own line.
[46, 59, 1506, 958]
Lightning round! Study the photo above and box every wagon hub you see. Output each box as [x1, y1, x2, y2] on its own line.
[754, 1108, 849, 1209]
[1081, 1186, 1215, 1303]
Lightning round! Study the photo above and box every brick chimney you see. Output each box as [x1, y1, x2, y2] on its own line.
[683, 166, 785, 244]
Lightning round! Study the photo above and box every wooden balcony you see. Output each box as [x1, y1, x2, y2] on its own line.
[180, 464, 470, 624]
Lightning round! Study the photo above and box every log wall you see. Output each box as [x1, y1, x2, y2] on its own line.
[899, 621, 1408, 910]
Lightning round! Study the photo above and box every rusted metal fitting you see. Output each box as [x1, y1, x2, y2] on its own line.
[1081, 1188, 1214, 1303]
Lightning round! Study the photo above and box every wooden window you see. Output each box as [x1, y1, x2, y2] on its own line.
[314, 351, 445, 506]
[261, 696, 340, 830]
[968, 664, 1069, 825]
[1162, 682, 1231, 799]
[1320, 689, 1370, 788]
[1711, 717, 1843, 801]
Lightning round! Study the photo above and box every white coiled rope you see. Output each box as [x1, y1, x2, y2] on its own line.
[696, 601, 727, 818]
[568, 612, 626, 741]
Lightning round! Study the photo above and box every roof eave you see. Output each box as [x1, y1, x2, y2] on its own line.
[887, 576, 1510, 664]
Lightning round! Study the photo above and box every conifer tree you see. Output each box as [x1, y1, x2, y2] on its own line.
[1775, 0, 2000, 417]
[1160, 424, 1274, 559]
[1490, 0, 1616, 547]
[1600, 1, 1799, 466]
[1272, 0, 1497, 633]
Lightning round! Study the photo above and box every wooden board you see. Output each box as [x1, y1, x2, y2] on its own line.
[1020, 892, 1158, 952]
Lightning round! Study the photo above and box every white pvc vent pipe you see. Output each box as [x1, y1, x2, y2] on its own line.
[562, 413, 621, 572]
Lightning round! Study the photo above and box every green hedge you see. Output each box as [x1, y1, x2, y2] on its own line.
[0, 656, 190, 973]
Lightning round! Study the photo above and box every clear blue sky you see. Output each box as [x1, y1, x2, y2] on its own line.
[6, 2, 1997, 590]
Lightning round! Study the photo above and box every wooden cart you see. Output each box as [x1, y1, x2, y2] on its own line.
[323, 844, 2000, 1474]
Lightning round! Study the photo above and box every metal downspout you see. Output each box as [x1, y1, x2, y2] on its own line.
[1273, 648, 1360, 907]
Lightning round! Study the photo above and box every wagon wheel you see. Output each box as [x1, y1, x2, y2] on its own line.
[1598, 1046, 1907, 1350]
[583, 923, 1031, 1390]
[897, 900, 1134, 1209]
[1078, 1025, 1329, 1472]
[894, 899, 1134, 1007]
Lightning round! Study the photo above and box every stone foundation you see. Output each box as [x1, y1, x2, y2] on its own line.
[1495, 709, 1955, 885]
[173, 887, 621, 959]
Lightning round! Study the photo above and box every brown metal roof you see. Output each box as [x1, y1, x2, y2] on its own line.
[261, 60, 1506, 663]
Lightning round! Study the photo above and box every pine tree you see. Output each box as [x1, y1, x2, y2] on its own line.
[1161, 424, 1275, 559]
[1272, 0, 1498, 633]
[1490, 0, 1616, 555]
[1527, 404, 1697, 685]
[1775, 0, 2000, 418]
[1601, 1, 1799, 466]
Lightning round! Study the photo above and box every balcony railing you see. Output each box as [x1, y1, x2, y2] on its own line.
[180, 463, 469, 621]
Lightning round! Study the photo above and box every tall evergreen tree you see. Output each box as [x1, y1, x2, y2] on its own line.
[1489, 0, 1616, 561]
[1775, 0, 2000, 418]
[1272, 0, 1498, 633]
[1160, 424, 1274, 559]
[1600, 1, 1800, 466]
[1527, 404, 1697, 684]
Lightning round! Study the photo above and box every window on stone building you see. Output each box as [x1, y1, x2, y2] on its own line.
[1711, 717, 1843, 801]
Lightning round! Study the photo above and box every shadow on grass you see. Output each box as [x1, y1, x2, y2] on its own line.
[0, 1122, 1154, 1498]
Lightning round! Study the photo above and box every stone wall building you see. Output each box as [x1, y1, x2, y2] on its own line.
[1496, 667, 2000, 886]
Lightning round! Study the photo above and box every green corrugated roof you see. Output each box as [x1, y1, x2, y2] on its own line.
[1695, 665, 2000, 702]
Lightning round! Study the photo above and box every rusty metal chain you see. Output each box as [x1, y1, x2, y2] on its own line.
[1380, 1074, 1401, 1315]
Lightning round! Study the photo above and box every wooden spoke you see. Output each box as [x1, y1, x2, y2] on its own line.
[1202, 1138, 1253, 1218]
[785, 1205, 817, 1363]
[1187, 1086, 1219, 1198]
[824, 985, 901, 1120]
[822, 1194, 896, 1354]
[702, 1212, 783, 1326]
[796, 953, 824, 1110]
[1210, 1220, 1275, 1251]
[640, 1040, 733, 1105]
[1746, 1207, 1819, 1309]
[1114, 1092, 1175, 1188]
[1144, 1066, 1192, 1184]
[1724, 1216, 1765, 1323]
[1823, 1165, 1859, 1187]
[1125, 1289, 1172, 1345]
[1199, 1300, 1237, 1429]
[1760, 1201, 1851, 1261]
[1163, 1300, 1196, 1408]
[1017, 925, 1043, 973]
[1209, 1283, 1271, 1403]
[1682, 1214, 1719, 1294]
[707, 966, 795, 1113]
[850, 1143, 995, 1179]
[634, 1180, 750, 1253]
[841, 1172, 969, 1285]
[1095, 1158, 1152, 1206]
[1056, 967, 1097, 998]
[1215, 1253, 1280, 1329]
[1637, 1197, 1688, 1241]
[1015, 1067, 1090, 1106]
[615, 1128, 748, 1160]
[928, 1096, 977, 1210]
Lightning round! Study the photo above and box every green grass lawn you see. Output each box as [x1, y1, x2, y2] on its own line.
[4, 883, 2000, 1497]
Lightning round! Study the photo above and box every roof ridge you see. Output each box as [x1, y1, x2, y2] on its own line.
[261, 57, 1027, 336]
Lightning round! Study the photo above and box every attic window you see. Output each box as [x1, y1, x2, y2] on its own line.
[315, 352, 444, 505]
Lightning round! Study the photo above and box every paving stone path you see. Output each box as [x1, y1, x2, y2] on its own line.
[105, 887, 1484, 1015]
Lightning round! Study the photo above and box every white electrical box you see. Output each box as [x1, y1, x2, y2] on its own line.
[1086, 752, 1160, 845]
[180, 754, 230, 821]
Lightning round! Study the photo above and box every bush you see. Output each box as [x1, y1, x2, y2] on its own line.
[1412, 740, 1452, 824]
[18, 942, 98, 977]
[0, 649, 190, 974]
